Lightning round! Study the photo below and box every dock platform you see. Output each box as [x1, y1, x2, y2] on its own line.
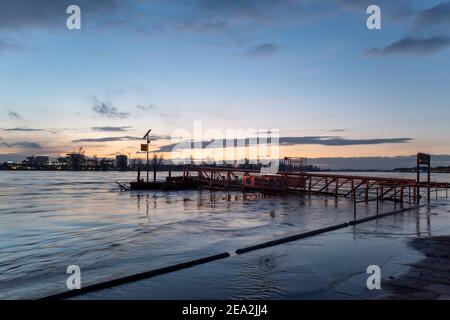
[125, 165, 450, 205]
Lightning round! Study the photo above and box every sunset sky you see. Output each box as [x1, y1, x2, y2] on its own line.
[1, 0, 450, 165]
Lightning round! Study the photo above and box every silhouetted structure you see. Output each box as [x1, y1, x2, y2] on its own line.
[115, 155, 128, 171]
[67, 153, 86, 171]
[417, 152, 431, 203]
[151, 154, 164, 182]
[100, 158, 114, 171]
[22, 156, 49, 169]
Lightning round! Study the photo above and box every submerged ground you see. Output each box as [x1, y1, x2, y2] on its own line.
[1, 171, 450, 299]
[75, 203, 450, 300]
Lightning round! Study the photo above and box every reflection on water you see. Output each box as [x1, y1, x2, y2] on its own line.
[1, 171, 450, 299]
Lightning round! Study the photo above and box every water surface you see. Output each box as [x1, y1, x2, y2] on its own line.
[1, 171, 449, 299]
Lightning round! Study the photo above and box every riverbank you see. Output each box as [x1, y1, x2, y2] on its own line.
[381, 236, 450, 299]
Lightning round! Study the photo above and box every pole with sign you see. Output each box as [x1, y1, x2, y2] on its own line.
[142, 129, 152, 183]
[416, 152, 431, 204]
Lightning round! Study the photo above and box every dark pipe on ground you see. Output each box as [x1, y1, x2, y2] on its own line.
[236, 223, 350, 254]
[236, 205, 424, 255]
[348, 205, 422, 226]
[39, 252, 230, 300]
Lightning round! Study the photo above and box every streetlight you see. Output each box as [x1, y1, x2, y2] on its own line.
[142, 129, 152, 183]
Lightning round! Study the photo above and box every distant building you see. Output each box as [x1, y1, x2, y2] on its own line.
[100, 158, 114, 171]
[22, 156, 49, 168]
[55, 156, 70, 170]
[0, 162, 11, 170]
[115, 155, 128, 171]
[67, 153, 86, 170]
[86, 157, 100, 171]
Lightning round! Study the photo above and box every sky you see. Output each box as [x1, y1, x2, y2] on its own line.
[1, 0, 450, 168]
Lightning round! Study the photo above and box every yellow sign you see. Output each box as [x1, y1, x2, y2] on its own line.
[141, 144, 148, 152]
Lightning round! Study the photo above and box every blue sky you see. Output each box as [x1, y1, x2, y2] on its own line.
[1, 0, 450, 164]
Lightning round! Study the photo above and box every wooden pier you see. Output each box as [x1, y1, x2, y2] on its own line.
[181, 167, 422, 204]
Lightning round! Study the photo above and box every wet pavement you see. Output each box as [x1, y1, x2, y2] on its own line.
[381, 236, 450, 299]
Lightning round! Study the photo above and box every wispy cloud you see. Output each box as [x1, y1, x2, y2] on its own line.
[278, 136, 413, 146]
[136, 104, 156, 111]
[7, 110, 23, 120]
[1, 127, 44, 132]
[12, 142, 42, 149]
[0, 40, 21, 54]
[72, 136, 141, 143]
[366, 36, 450, 56]
[366, 2, 450, 57]
[154, 136, 413, 152]
[244, 43, 278, 57]
[91, 97, 130, 119]
[72, 134, 170, 143]
[0, 141, 42, 149]
[412, 1, 450, 30]
[91, 126, 133, 132]
[327, 129, 347, 133]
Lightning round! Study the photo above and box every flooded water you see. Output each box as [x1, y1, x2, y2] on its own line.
[1, 171, 450, 299]
[78, 204, 450, 300]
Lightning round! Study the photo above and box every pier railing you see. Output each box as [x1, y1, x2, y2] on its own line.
[181, 166, 450, 205]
